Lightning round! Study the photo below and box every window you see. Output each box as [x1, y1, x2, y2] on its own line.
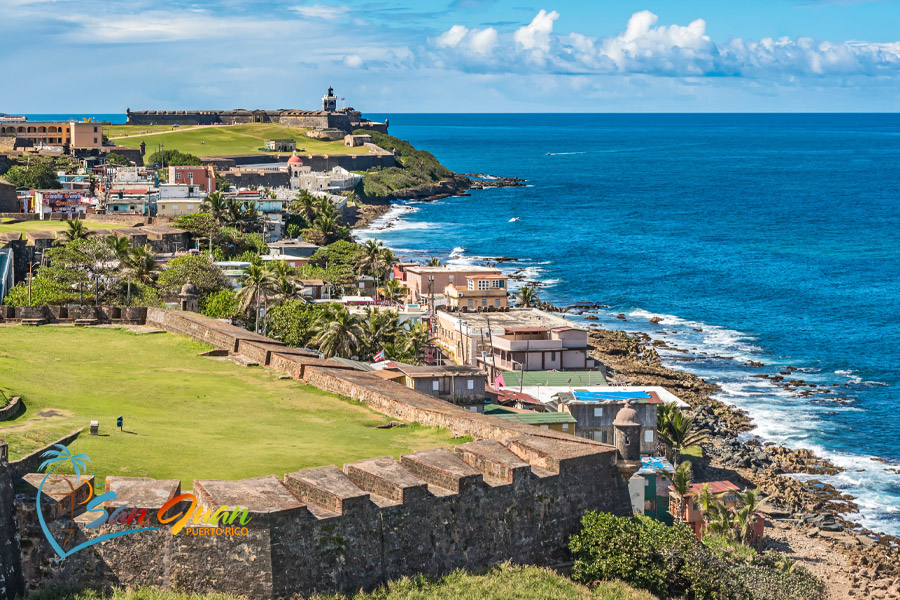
[550, 351, 556, 361]
[540, 425, 549, 429]
[93, 138, 98, 143]
[602, 430, 608, 443]
[468, 280, 475, 290]
[492, 279, 505, 288]
[93, 127, 98, 133]
[478, 280, 490, 290]
[562, 423, 570, 431]
[644, 429, 654, 443]
[432, 380, 439, 391]
[468, 406, 478, 413]
[468, 299, 474, 308]
[593, 407, 603, 417]
[481, 299, 487, 307]
[495, 299, 501, 307]
[449, 275, 454, 281]
[160, 205, 165, 210]
[176, 173, 182, 180]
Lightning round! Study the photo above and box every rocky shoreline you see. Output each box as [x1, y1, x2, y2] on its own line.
[562, 304, 900, 598]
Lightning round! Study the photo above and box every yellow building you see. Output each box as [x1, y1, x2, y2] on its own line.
[0, 121, 103, 150]
[445, 274, 509, 311]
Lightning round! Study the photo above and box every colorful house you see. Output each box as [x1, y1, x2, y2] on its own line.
[629, 456, 675, 523]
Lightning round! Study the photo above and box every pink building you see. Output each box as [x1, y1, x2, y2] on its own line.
[168, 166, 215, 194]
[403, 266, 504, 304]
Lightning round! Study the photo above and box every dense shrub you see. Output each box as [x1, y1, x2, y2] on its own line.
[355, 130, 453, 199]
[156, 255, 228, 300]
[200, 289, 241, 320]
[569, 512, 825, 600]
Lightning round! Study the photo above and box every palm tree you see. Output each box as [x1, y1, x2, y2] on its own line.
[311, 304, 361, 358]
[269, 260, 295, 280]
[201, 191, 228, 225]
[292, 192, 318, 226]
[273, 276, 299, 306]
[404, 321, 434, 364]
[380, 279, 405, 305]
[127, 244, 159, 288]
[58, 219, 89, 244]
[314, 214, 340, 244]
[358, 307, 401, 358]
[670, 461, 693, 521]
[734, 488, 763, 546]
[426, 257, 442, 267]
[316, 197, 336, 219]
[657, 411, 709, 464]
[516, 285, 539, 307]
[358, 239, 384, 296]
[237, 263, 275, 333]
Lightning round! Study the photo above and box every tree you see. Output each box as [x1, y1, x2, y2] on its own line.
[4, 162, 60, 189]
[201, 191, 228, 225]
[404, 320, 434, 364]
[657, 410, 709, 464]
[144, 149, 202, 167]
[516, 285, 539, 308]
[157, 254, 228, 299]
[43, 237, 119, 305]
[265, 299, 315, 348]
[106, 235, 133, 302]
[173, 213, 219, 253]
[426, 257, 442, 267]
[358, 239, 385, 295]
[200, 289, 241, 320]
[670, 461, 694, 522]
[290, 191, 318, 225]
[380, 279, 405, 304]
[105, 153, 130, 166]
[58, 219, 89, 244]
[357, 307, 401, 359]
[734, 488, 763, 546]
[311, 304, 361, 358]
[237, 263, 275, 333]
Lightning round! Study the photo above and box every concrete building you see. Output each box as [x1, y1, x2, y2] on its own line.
[157, 184, 206, 217]
[265, 139, 296, 152]
[267, 239, 320, 261]
[445, 273, 509, 311]
[480, 326, 596, 376]
[33, 190, 89, 217]
[375, 362, 488, 410]
[291, 165, 362, 193]
[168, 166, 215, 194]
[344, 134, 372, 147]
[404, 266, 503, 305]
[0, 120, 103, 151]
[105, 188, 158, 215]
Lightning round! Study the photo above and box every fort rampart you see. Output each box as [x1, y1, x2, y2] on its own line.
[0, 308, 631, 600]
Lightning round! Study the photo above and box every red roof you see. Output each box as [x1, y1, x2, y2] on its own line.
[686, 481, 740, 496]
[287, 154, 303, 164]
[467, 274, 506, 279]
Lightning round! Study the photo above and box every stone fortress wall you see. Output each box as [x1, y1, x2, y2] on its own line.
[0, 308, 632, 600]
[125, 108, 388, 135]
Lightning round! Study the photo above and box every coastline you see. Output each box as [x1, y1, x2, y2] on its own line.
[352, 197, 900, 599]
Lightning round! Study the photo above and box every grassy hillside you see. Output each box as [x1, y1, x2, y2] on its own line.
[108, 123, 362, 158]
[29, 565, 658, 600]
[0, 326, 463, 482]
[355, 130, 456, 199]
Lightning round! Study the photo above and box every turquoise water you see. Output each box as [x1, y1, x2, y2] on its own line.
[357, 113, 900, 536]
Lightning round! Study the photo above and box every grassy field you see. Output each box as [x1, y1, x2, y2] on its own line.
[0, 326, 463, 482]
[0, 220, 132, 236]
[29, 565, 658, 600]
[107, 125, 196, 138]
[108, 123, 362, 158]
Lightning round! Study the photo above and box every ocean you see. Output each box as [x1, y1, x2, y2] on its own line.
[355, 113, 900, 536]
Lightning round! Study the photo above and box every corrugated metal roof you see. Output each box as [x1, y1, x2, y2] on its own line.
[501, 370, 607, 387]
[483, 404, 576, 424]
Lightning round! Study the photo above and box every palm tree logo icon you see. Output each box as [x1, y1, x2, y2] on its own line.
[36, 444, 159, 561]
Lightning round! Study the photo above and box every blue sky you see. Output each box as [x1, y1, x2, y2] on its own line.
[2, 0, 900, 112]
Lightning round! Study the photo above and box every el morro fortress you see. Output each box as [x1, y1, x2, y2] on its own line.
[0, 308, 634, 600]
[125, 87, 388, 134]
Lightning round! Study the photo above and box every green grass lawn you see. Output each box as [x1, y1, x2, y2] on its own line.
[0, 220, 132, 236]
[110, 123, 362, 158]
[29, 565, 659, 600]
[0, 326, 463, 482]
[106, 124, 192, 138]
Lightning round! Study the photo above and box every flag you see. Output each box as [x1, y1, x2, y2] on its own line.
[373, 349, 386, 362]
[494, 374, 506, 389]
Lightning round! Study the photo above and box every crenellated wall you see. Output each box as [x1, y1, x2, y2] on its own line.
[3, 308, 631, 598]
[15, 437, 629, 598]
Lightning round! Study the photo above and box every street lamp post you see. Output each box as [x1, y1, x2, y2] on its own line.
[26, 252, 43, 306]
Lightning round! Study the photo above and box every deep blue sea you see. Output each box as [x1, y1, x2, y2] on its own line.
[355, 113, 900, 536]
[25, 112, 900, 535]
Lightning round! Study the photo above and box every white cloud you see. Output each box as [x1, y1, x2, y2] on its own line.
[513, 9, 558, 52]
[436, 25, 469, 48]
[291, 4, 350, 20]
[343, 54, 364, 68]
[430, 9, 900, 79]
[434, 24, 498, 56]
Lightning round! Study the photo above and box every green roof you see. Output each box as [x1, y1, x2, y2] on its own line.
[501, 370, 606, 387]
[483, 404, 576, 425]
